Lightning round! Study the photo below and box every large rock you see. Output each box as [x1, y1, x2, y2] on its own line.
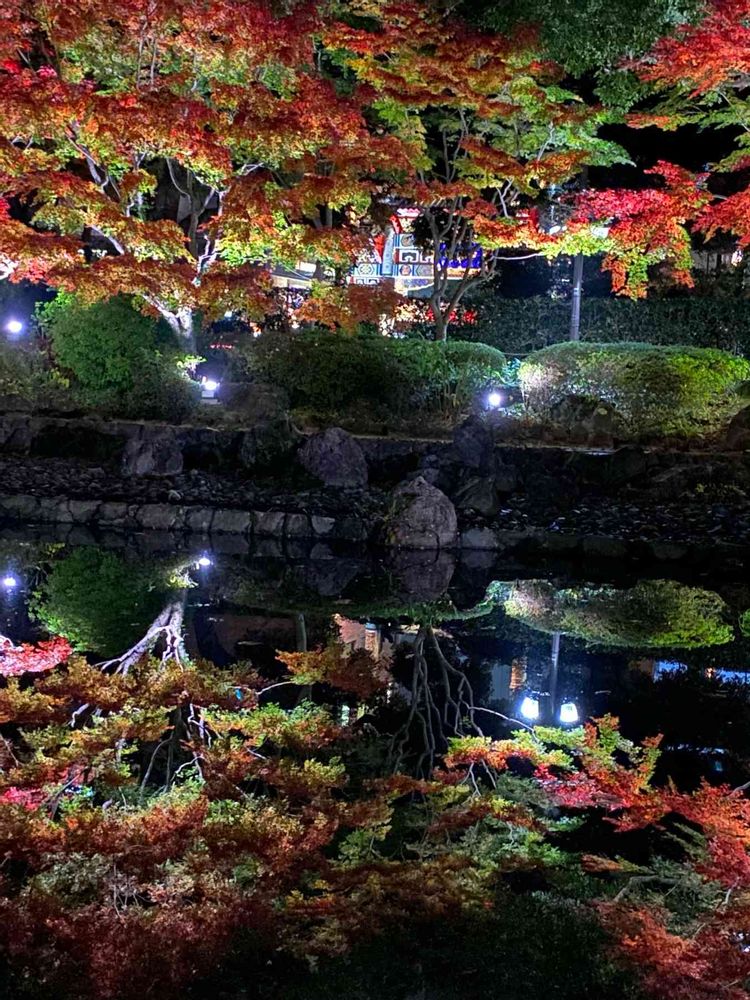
[236, 383, 298, 470]
[298, 427, 368, 487]
[121, 425, 183, 477]
[453, 414, 495, 472]
[454, 475, 501, 518]
[725, 406, 750, 450]
[0, 413, 33, 454]
[648, 464, 700, 501]
[386, 476, 458, 549]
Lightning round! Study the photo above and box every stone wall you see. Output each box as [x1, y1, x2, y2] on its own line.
[0, 494, 369, 542]
[2, 411, 750, 564]
[0, 406, 296, 474]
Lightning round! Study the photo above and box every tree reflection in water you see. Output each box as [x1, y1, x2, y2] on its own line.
[0, 541, 749, 999]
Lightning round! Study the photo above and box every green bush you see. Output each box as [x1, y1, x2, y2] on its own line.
[38, 294, 199, 420]
[249, 330, 505, 420]
[502, 579, 733, 649]
[0, 337, 67, 408]
[452, 295, 750, 356]
[519, 341, 750, 438]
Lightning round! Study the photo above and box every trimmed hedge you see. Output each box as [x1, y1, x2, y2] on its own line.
[250, 330, 506, 418]
[451, 295, 750, 356]
[519, 341, 750, 438]
[502, 580, 733, 649]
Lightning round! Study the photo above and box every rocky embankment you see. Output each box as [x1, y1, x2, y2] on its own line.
[0, 404, 749, 563]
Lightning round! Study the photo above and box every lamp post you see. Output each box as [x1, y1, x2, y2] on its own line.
[569, 254, 584, 341]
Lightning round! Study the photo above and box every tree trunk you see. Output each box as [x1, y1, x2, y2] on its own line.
[161, 306, 196, 351]
[431, 299, 448, 341]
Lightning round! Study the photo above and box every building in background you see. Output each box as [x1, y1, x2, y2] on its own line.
[349, 209, 482, 298]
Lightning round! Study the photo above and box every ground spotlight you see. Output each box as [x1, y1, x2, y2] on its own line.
[201, 377, 220, 400]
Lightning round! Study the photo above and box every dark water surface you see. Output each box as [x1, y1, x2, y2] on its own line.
[2, 525, 749, 787]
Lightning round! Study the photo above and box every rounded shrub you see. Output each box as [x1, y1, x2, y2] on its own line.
[502, 579, 733, 649]
[250, 330, 505, 419]
[519, 341, 750, 438]
[441, 340, 508, 399]
[441, 340, 506, 369]
[38, 294, 200, 420]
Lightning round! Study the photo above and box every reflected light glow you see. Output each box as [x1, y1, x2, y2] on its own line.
[519, 696, 540, 721]
[559, 702, 579, 725]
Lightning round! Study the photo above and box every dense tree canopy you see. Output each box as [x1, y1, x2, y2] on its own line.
[460, 0, 702, 77]
[326, 1, 632, 337]
[0, 0, 718, 345]
[0, 0, 418, 342]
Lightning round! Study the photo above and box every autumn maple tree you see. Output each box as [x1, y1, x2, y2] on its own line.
[326, 0, 633, 338]
[0, 0, 419, 344]
[632, 0, 750, 252]
[563, 0, 750, 300]
[0, 0, 715, 345]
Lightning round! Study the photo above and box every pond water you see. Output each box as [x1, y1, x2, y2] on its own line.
[0, 529, 750, 998]
[2, 526, 749, 786]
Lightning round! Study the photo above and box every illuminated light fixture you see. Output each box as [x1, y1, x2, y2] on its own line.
[519, 696, 540, 721]
[224, 310, 233, 318]
[201, 377, 220, 400]
[5, 318, 23, 335]
[195, 555, 212, 569]
[1, 575, 18, 589]
[559, 702, 579, 725]
[487, 390, 504, 409]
